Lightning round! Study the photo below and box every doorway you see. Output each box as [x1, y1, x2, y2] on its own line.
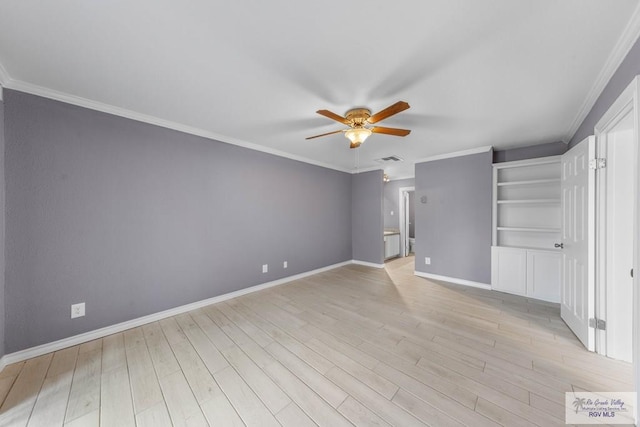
[398, 186, 415, 257]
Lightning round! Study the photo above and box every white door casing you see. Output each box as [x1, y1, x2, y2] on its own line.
[560, 136, 596, 351]
[398, 186, 414, 257]
[404, 192, 410, 255]
[591, 76, 640, 422]
[594, 79, 639, 366]
[602, 119, 634, 362]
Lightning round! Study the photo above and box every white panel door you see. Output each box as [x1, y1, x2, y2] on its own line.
[560, 136, 595, 351]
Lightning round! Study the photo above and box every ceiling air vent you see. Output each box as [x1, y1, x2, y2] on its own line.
[375, 155, 404, 163]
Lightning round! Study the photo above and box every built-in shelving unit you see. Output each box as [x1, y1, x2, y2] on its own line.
[491, 156, 562, 303]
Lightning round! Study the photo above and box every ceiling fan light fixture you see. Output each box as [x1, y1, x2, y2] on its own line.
[344, 127, 372, 146]
[306, 101, 410, 147]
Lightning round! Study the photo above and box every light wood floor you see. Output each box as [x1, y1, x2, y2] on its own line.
[0, 256, 634, 426]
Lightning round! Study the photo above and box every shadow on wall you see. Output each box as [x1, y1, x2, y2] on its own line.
[493, 141, 567, 163]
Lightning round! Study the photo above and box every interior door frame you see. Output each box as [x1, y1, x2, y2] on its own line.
[398, 186, 414, 257]
[594, 75, 639, 420]
[595, 102, 635, 361]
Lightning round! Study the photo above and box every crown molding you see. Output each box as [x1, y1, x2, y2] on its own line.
[594, 76, 639, 134]
[2, 76, 354, 174]
[414, 145, 493, 164]
[564, 2, 640, 142]
[0, 61, 9, 87]
[351, 165, 384, 173]
[388, 175, 415, 181]
[0, 61, 9, 101]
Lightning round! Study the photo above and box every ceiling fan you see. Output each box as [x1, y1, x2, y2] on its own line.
[306, 101, 411, 149]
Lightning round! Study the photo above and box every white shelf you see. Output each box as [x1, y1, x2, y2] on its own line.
[497, 199, 560, 204]
[494, 244, 561, 252]
[497, 178, 560, 187]
[497, 227, 560, 233]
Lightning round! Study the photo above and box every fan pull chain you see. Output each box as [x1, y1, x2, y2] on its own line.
[354, 148, 359, 173]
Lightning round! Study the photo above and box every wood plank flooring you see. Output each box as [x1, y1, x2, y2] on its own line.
[0, 256, 633, 426]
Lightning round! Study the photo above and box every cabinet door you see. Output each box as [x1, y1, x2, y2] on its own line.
[389, 234, 400, 257]
[383, 237, 389, 258]
[527, 250, 561, 303]
[384, 234, 400, 258]
[492, 247, 527, 295]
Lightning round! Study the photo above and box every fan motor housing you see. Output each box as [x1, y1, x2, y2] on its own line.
[345, 108, 371, 126]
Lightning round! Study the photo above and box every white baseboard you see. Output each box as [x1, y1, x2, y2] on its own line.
[0, 260, 354, 368]
[414, 271, 491, 290]
[352, 260, 385, 269]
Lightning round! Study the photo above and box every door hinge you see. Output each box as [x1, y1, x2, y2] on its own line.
[589, 318, 606, 330]
[589, 158, 606, 170]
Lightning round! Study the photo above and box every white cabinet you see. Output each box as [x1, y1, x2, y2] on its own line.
[491, 247, 561, 303]
[491, 156, 562, 303]
[384, 233, 400, 259]
[527, 249, 562, 302]
[491, 247, 527, 295]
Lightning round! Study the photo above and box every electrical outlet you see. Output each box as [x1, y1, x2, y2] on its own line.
[283, 261, 288, 269]
[262, 264, 268, 273]
[425, 257, 431, 265]
[71, 302, 85, 319]
[390, 211, 394, 216]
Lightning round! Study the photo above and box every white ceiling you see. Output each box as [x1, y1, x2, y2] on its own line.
[0, 1, 639, 178]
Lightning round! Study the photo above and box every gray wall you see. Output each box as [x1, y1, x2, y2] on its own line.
[414, 150, 493, 283]
[0, 98, 5, 359]
[352, 170, 384, 265]
[493, 141, 567, 163]
[571, 36, 640, 146]
[4, 90, 353, 353]
[383, 178, 415, 231]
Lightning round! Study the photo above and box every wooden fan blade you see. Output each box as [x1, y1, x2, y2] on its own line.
[367, 101, 410, 124]
[305, 130, 344, 140]
[371, 126, 411, 137]
[316, 110, 350, 125]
